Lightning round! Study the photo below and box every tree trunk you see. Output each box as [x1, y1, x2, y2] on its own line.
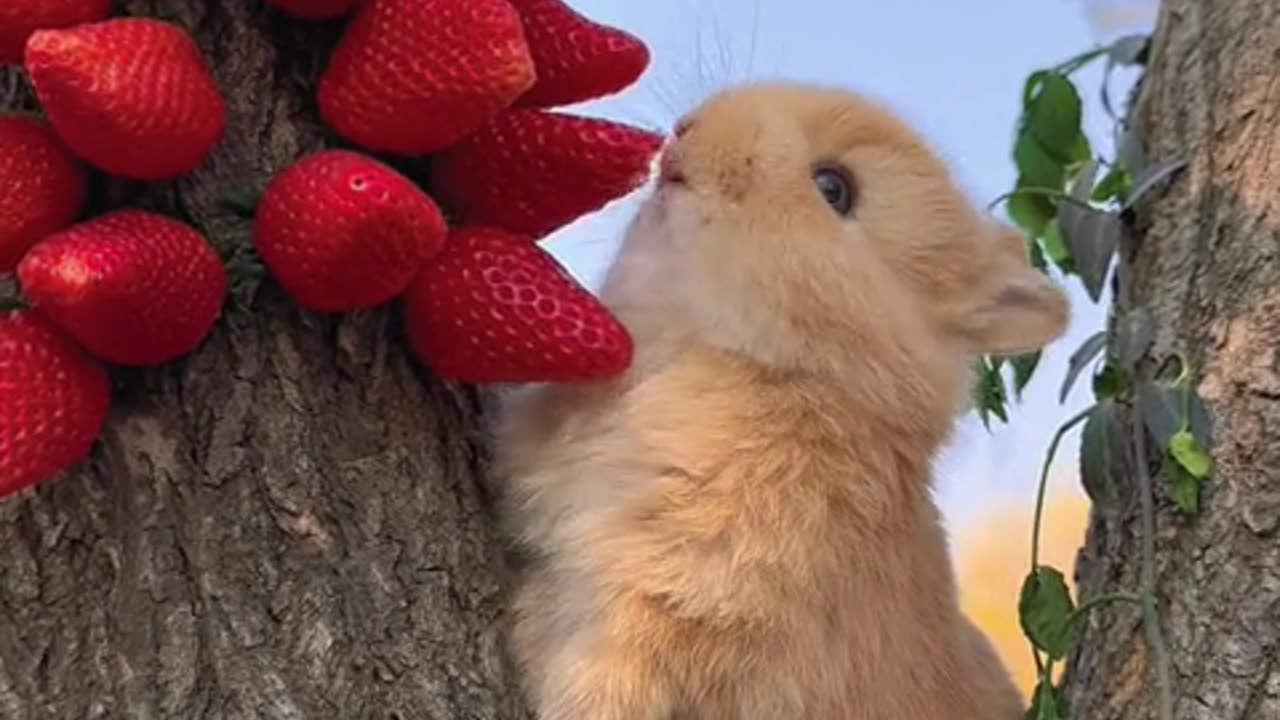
[0, 2, 528, 718]
[1063, 1, 1280, 718]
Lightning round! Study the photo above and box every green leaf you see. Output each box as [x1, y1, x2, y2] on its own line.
[1137, 380, 1213, 452]
[1028, 234, 1049, 272]
[1015, 130, 1068, 190]
[1011, 351, 1042, 399]
[1113, 306, 1155, 370]
[1091, 361, 1129, 400]
[1041, 217, 1074, 273]
[1067, 131, 1093, 164]
[1059, 331, 1107, 403]
[1025, 677, 1064, 720]
[1009, 184, 1057, 238]
[1019, 566, 1078, 661]
[1162, 453, 1201, 514]
[1021, 70, 1051, 109]
[1080, 400, 1123, 508]
[1122, 157, 1188, 210]
[1069, 159, 1101, 201]
[1058, 203, 1124, 302]
[1186, 385, 1214, 450]
[1091, 165, 1131, 204]
[1137, 380, 1180, 448]
[974, 358, 1009, 428]
[1026, 73, 1084, 162]
[1171, 469, 1201, 514]
[1169, 429, 1212, 479]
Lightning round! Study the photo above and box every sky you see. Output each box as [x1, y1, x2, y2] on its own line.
[539, 0, 1157, 536]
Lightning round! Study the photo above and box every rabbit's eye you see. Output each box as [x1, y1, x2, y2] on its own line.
[812, 165, 856, 217]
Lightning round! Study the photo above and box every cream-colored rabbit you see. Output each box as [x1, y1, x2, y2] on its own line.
[496, 82, 1069, 719]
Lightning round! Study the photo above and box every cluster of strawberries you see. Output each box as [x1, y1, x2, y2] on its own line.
[0, 0, 663, 499]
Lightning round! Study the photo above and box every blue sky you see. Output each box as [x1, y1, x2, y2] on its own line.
[541, 0, 1156, 533]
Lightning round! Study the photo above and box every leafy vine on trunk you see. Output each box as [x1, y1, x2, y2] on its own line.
[980, 25, 1214, 720]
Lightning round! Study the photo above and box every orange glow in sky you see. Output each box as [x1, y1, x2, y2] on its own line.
[953, 476, 1091, 698]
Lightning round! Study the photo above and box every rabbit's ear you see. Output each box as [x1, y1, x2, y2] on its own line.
[957, 223, 1070, 355]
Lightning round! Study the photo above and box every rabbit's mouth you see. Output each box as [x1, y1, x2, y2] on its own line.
[658, 149, 686, 186]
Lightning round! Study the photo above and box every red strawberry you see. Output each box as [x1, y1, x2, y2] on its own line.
[430, 108, 662, 238]
[24, 18, 226, 180]
[507, 0, 650, 108]
[403, 226, 633, 383]
[0, 309, 110, 498]
[317, 0, 535, 155]
[0, 115, 86, 271]
[254, 149, 448, 311]
[265, 0, 363, 20]
[0, 0, 112, 65]
[17, 210, 227, 366]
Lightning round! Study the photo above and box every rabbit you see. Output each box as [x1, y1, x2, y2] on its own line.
[494, 81, 1069, 720]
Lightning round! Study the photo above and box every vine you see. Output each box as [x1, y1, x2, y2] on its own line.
[976, 33, 1215, 720]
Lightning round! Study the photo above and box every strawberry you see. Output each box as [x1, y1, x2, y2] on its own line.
[0, 115, 86, 271]
[507, 0, 650, 108]
[254, 149, 448, 311]
[0, 310, 110, 499]
[317, 0, 535, 155]
[265, 0, 364, 20]
[430, 108, 662, 238]
[24, 18, 227, 180]
[403, 226, 633, 383]
[0, 0, 112, 65]
[17, 210, 227, 366]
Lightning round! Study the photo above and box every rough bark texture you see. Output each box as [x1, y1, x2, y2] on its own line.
[1063, 1, 1280, 718]
[0, 2, 528, 718]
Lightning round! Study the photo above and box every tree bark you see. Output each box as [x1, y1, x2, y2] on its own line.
[1063, 1, 1280, 718]
[0, 2, 528, 718]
